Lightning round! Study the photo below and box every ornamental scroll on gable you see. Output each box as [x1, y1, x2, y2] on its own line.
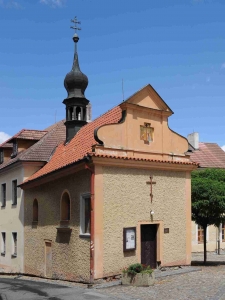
[140, 123, 154, 143]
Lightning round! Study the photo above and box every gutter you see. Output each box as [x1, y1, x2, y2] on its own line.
[85, 163, 95, 285]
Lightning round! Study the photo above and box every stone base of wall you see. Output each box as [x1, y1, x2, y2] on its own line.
[24, 265, 90, 283]
[162, 259, 190, 267]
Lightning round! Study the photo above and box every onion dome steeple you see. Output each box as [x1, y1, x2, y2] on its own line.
[63, 17, 90, 143]
[64, 33, 88, 98]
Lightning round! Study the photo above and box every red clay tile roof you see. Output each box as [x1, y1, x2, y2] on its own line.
[190, 142, 225, 168]
[0, 120, 66, 171]
[89, 153, 198, 165]
[24, 106, 122, 183]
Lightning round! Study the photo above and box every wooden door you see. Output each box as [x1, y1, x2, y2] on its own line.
[45, 242, 52, 277]
[141, 224, 157, 269]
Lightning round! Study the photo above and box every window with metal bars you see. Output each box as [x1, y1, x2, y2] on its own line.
[12, 233, 17, 256]
[1, 232, 6, 255]
[0, 150, 3, 164]
[80, 194, 91, 236]
[12, 180, 17, 205]
[1, 184, 6, 207]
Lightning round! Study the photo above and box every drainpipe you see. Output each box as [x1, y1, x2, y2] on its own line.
[85, 163, 95, 285]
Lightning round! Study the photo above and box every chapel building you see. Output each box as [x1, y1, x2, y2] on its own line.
[20, 22, 197, 282]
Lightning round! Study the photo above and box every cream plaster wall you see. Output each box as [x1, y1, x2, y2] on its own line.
[191, 221, 225, 252]
[24, 170, 91, 282]
[102, 166, 188, 276]
[0, 163, 41, 273]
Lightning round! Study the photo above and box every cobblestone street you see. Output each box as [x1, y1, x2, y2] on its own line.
[1, 253, 225, 300]
[95, 253, 225, 300]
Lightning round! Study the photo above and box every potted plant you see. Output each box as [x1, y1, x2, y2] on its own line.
[122, 263, 155, 286]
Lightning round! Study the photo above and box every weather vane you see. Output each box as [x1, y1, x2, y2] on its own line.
[70, 16, 81, 33]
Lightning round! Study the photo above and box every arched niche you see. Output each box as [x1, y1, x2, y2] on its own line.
[61, 191, 71, 221]
[33, 199, 38, 222]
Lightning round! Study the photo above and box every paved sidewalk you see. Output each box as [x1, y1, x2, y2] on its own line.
[95, 253, 225, 300]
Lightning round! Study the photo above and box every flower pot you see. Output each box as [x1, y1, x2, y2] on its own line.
[122, 272, 155, 286]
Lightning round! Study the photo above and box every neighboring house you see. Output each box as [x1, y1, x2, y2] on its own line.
[20, 30, 197, 283]
[0, 122, 65, 273]
[188, 132, 225, 252]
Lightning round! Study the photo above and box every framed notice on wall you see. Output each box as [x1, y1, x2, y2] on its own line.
[123, 227, 136, 252]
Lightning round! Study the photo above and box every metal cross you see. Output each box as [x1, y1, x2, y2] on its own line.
[70, 16, 81, 33]
[146, 176, 156, 203]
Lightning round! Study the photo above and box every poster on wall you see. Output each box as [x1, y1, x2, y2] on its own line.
[123, 227, 136, 251]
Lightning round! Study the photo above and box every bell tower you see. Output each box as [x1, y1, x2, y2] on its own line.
[63, 17, 90, 142]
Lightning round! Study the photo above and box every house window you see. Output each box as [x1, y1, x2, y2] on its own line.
[222, 223, 225, 242]
[80, 194, 91, 236]
[12, 180, 17, 205]
[11, 141, 18, 158]
[0, 150, 3, 164]
[198, 225, 204, 243]
[1, 183, 6, 207]
[12, 233, 17, 256]
[61, 192, 70, 221]
[33, 199, 38, 222]
[1, 232, 6, 255]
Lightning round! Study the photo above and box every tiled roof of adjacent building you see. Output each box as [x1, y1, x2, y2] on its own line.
[190, 142, 225, 168]
[0, 120, 66, 171]
[0, 129, 47, 147]
[13, 129, 47, 140]
[0, 143, 13, 149]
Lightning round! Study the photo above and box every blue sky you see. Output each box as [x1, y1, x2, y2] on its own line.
[0, 0, 225, 149]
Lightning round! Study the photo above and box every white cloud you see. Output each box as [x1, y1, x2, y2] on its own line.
[222, 145, 225, 152]
[0, 132, 11, 144]
[221, 63, 225, 69]
[206, 76, 211, 83]
[40, 0, 65, 7]
[0, 0, 22, 8]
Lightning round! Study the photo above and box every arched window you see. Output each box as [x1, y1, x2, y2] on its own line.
[76, 107, 81, 120]
[69, 107, 74, 121]
[61, 192, 70, 221]
[33, 199, 38, 222]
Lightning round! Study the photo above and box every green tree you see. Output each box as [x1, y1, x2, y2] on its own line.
[192, 169, 225, 263]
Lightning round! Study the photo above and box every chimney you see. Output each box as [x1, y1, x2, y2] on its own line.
[187, 132, 199, 150]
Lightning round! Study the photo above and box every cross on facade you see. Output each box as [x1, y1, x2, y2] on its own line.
[70, 16, 81, 33]
[146, 176, 156, 203]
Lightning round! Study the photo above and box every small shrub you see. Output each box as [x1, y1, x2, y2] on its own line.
[122, 263, 153, 276]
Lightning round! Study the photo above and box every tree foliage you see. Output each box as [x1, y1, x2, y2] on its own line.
[192, 168, 225, 227]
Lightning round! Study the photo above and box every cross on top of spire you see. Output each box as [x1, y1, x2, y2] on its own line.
[70, 16, 81, 33]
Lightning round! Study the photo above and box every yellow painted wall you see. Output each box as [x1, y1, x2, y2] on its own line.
[102, 166, 189, 276]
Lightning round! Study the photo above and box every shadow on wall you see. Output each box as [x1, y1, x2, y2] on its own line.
[56, 231, 71, 244]
[124, 251, 136, 258]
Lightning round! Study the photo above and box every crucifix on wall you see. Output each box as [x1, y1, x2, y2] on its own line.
[146, 176, 156, 203]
